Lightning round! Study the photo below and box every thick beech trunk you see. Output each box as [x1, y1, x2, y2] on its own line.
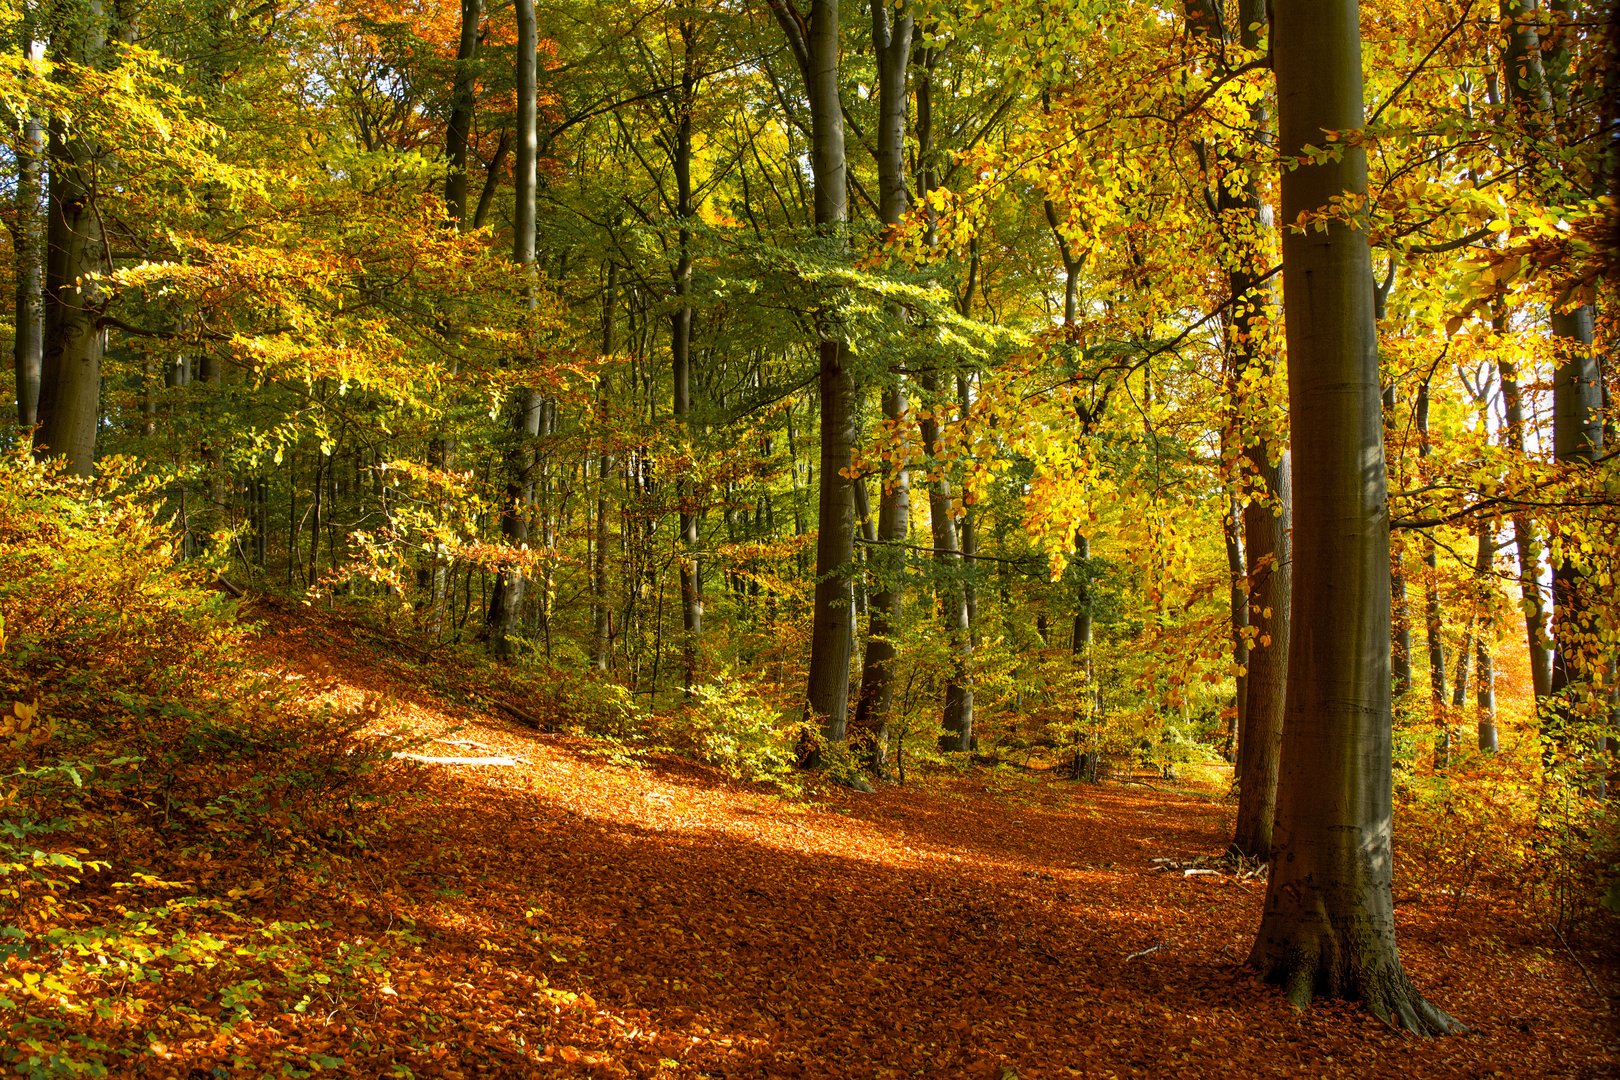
[1251, 0, 1459, 1032]
[37, 1, 111, 475]
[487, 0, 539, 658]
[672, 25, 703, 694]
[769, 0, 857, 746]
[12, 24, 44, 429]
[444, 0, 483, 227]
[853, 0, 914, 773]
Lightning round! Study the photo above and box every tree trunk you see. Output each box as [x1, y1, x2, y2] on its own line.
[1190, 0, 1292, 860]
[1546, 304, 1603, 758]
[1251, 0, 1459, 1032]
[1235, 450, 1290, 855]
[1416, 381, 1449, 766]
[1496, 344, 1554, 696]
[487, 0, 539, 658]
[1499, 0, 1602, 754]
[1222, 498, 1248, 771]
[672, 21, 703, 694]
[1473, 521, 1499, 752]
[853, 0, 914, 774]
[1494, 13, 1557, 700]
[771, 0, 857, 748]
[12, 20, 44, 429]
[591, 262, 617, 671]
[958, 373, 980, 649]
[37, 0, 112, 475]
[912, 38, 972, 753]
[917, 372, 973, 752]
[444, 0, 483, 227]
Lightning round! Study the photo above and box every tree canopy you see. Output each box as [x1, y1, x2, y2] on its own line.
[2, 0, 1617, 1070]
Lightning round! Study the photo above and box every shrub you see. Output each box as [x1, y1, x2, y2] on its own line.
[0, 453, 398, 1074]
[669, 674, 798, 787]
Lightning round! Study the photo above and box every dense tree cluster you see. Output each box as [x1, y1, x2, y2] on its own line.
[3, 0, 1616, 1025]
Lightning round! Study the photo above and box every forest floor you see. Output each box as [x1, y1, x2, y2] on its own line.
[224, 603, 1617, 1079]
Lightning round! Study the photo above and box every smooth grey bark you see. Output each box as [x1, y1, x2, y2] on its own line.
[472, 128, 511, 231]
[1451, 614, 1472, 711]
[853, 0, 913, 773]
[1234, 449, 1290, 855]
[1251, 0, 1459, 1032]
[12, 20, 44, 429]
[958, 372, 980, 648]
[1495, 5, 1557, 701]
[1070, 532, 1092, 663]
[37, 0, 112, 475]
[768, 0, 857, 747]
[1189, 0, 1289, 857]
[487, 0, 540, 658]
[918, 393, 973, 754]
[1043, 199, 1083, 327]
[444, 0, 483, 227]
[671, 19, 703, 694]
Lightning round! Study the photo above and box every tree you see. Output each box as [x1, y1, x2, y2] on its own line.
[915, 40, 974, 754]
[37, 0, 119, 475]
[1186, 0, 1291, 859]
[1249, 0, 1461, 1031]
[9, 2, 45, 430]
[767, 0, 858, 751]
[487, 0, 544, 658]
[852, 0, 914, 772]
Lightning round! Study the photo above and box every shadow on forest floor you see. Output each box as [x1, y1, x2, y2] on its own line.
[222, 607, 1617, 1079]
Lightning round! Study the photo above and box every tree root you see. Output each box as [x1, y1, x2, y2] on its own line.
[1261, 948, 1467, 1036]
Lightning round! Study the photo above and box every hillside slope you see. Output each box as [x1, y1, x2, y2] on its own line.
[218, 605, 1616, 1078]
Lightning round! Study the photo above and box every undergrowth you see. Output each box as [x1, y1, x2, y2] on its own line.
[1395, 733, 1619, 943]
[0, 454, 401, 1076]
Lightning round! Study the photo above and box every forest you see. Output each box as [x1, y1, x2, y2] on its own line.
[1, 0, 1618, 1074]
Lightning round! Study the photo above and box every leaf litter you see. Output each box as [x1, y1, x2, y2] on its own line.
[135, 606, 1619, 1077]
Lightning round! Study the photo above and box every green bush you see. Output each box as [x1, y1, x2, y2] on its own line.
[669, 675, 798, 787]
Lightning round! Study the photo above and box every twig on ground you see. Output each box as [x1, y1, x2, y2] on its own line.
[1125, 941, 1170, 962]
[494, 699, 543, 728]
[1548, 922, 1604, 1005]
[393, 753, 522, 767]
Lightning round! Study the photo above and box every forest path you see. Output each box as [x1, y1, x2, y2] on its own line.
[252, 604, 1616, 1078]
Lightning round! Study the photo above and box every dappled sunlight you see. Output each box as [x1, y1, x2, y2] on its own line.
[186, 606, 1617, 1077]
